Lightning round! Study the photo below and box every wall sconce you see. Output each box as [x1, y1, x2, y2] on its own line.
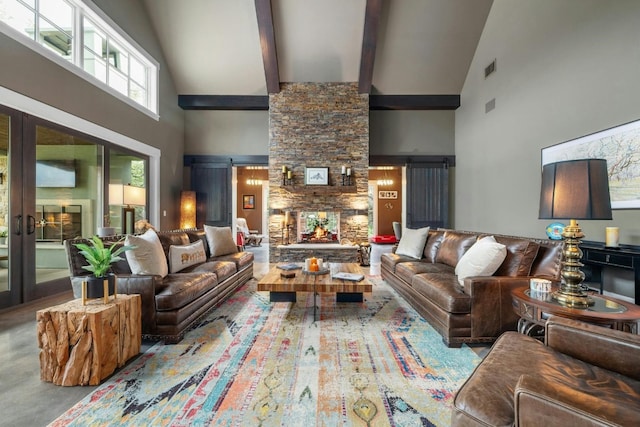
[281, 166, 292, 185]
[341, 166, 352, 186]
[180, 191, 197, 229]
[122, 184, 146, 234]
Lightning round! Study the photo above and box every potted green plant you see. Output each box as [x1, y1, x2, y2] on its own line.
[74, 235, 135, 298]
[0, 229, 7, 245]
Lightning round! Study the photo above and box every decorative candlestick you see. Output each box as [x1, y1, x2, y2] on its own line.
[346, 167, 352, 186]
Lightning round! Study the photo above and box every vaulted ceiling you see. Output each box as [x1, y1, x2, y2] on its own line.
[142, 0, 493, 108]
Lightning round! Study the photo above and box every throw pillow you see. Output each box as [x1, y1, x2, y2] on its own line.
[125, 229, 169, 277]
[204, 225, 238, 257]
[168, 240, 207, 273]
[395, 227, 430, 259]
[455, 235, 507, 286]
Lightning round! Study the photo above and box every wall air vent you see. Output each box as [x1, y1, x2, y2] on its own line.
[484, 59, 497, 78]
[485, 98, 496, 113]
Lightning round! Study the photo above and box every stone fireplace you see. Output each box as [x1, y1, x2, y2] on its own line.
[268, 83, 369, 262]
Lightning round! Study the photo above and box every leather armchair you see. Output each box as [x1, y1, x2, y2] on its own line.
[452, 316, 640, 426]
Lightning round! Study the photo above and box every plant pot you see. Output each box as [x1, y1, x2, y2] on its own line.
[97, 227, 117, 237]
[83, 274, 116, 299]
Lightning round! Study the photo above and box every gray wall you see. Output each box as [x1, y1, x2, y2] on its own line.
[185, 111, 268, 156]
[455, 0, 640, 244]
[184, 109, 456, 158]
[0, 0, 184, 230]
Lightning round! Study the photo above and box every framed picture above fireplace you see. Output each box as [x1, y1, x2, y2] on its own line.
[305, 167, 329, 185]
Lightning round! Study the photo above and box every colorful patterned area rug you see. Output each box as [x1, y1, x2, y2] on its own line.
[50, 277, 481, 426]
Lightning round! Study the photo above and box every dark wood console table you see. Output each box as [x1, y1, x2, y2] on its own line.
[581, 241, 640, 305]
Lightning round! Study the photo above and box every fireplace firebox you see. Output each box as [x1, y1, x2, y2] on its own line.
[297, 211, 340, 243]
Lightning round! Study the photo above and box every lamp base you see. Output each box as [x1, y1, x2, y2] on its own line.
[552, 289, 594, 308]
[553, 218, 595, 308]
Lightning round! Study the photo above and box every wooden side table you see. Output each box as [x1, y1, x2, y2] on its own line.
[511, 286, 640, 336]
[36, 294, 141, 386]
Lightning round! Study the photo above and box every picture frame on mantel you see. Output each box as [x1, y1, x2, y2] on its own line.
[541, 118, 640, 209]
[305, 167, 329, 185]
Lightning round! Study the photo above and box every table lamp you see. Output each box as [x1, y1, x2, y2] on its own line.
[122, 184, 146, 234]
[538, 158, 612, 307]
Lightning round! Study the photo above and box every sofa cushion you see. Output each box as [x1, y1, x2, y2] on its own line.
[423, 229, 445, 262]
[396, 262, 454, 284]
[187, 260, 237, 282]
[185, 229, 210, 255]
[411, 273, 471, 313]
[435, 231, 478, 268]
[530, 240, 563, 280]
[125, 229, 169, 278]
[204, 225, 239, 257]
[381, 252, 417, 273]
[168, 240, 207, 273]
[214, 251, 254, 270]
[157, 231, 190, 259]
[154, 272, 218, 311]
[493, 236, 540, 277]
[455, 236, 507, 286]
[395, 226, 430, 259]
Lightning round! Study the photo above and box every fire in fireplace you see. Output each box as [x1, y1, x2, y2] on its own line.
[297, 211, 340, 243]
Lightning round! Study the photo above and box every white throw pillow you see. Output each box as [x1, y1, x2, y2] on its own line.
[168, 240, 207, 273]
[455, 235, 507, 286]
[204, 225, 238, 257]
[125, 229, 169, 277]
[395, 227, 430, 259]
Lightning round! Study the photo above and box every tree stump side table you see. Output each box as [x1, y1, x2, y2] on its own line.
[36, 294, 141, 386]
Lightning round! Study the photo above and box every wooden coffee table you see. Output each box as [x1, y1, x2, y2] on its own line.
[511, 285, 640, 336]
[258, 262, 372, 307]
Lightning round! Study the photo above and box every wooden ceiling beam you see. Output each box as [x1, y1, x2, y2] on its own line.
[358, 0, 382, 94]
[178, 95, 268, 110]
[178, 95, 459, 111]
[254, 0, 280, 94]
[369, 94, 460, 110]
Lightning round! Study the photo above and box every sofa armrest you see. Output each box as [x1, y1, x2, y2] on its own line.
[115, 275, 161, 335]
[464, 276, 532, 338]
[545, 316, 640, 380]
[515, 374, 639, 426]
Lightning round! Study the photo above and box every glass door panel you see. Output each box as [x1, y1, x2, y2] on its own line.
[0, 112, 12, 306]
[34, 124, 101, 288]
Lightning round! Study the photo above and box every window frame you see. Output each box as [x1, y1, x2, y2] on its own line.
[0, 0, 159, 120]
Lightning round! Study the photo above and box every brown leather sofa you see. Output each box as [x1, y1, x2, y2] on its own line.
[381, 229, 563, 347]
[452, 316, 640, 426]
[64, 229, 253, 343]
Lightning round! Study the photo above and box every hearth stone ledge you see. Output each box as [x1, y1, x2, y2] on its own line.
[274, 244, 359, 263]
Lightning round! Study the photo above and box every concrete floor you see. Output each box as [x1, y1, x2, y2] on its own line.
[0, 242, 474, 426]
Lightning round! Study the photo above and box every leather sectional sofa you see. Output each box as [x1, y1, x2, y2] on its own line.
[381, 229, 563, 347]
[65, 228, 253, 343]
[452, 315, 640, 426]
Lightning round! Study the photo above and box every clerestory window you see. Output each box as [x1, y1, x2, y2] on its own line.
[0, 0, 159, 119]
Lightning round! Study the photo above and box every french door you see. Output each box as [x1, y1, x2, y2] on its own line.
[0, 106, 148, 309]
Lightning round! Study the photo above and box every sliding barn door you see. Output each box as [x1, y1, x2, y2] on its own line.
[406, 163, 449, 229]
[191, 162, 231, 227]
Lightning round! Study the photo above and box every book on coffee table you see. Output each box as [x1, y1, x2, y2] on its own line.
[277, 263, 302, 271]
[332, 272, 365, 282]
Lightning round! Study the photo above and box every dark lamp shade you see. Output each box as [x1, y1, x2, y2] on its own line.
[539, 159, 612, 220]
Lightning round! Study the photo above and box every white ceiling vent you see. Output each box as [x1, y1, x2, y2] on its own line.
[484, 59, 497, 78]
